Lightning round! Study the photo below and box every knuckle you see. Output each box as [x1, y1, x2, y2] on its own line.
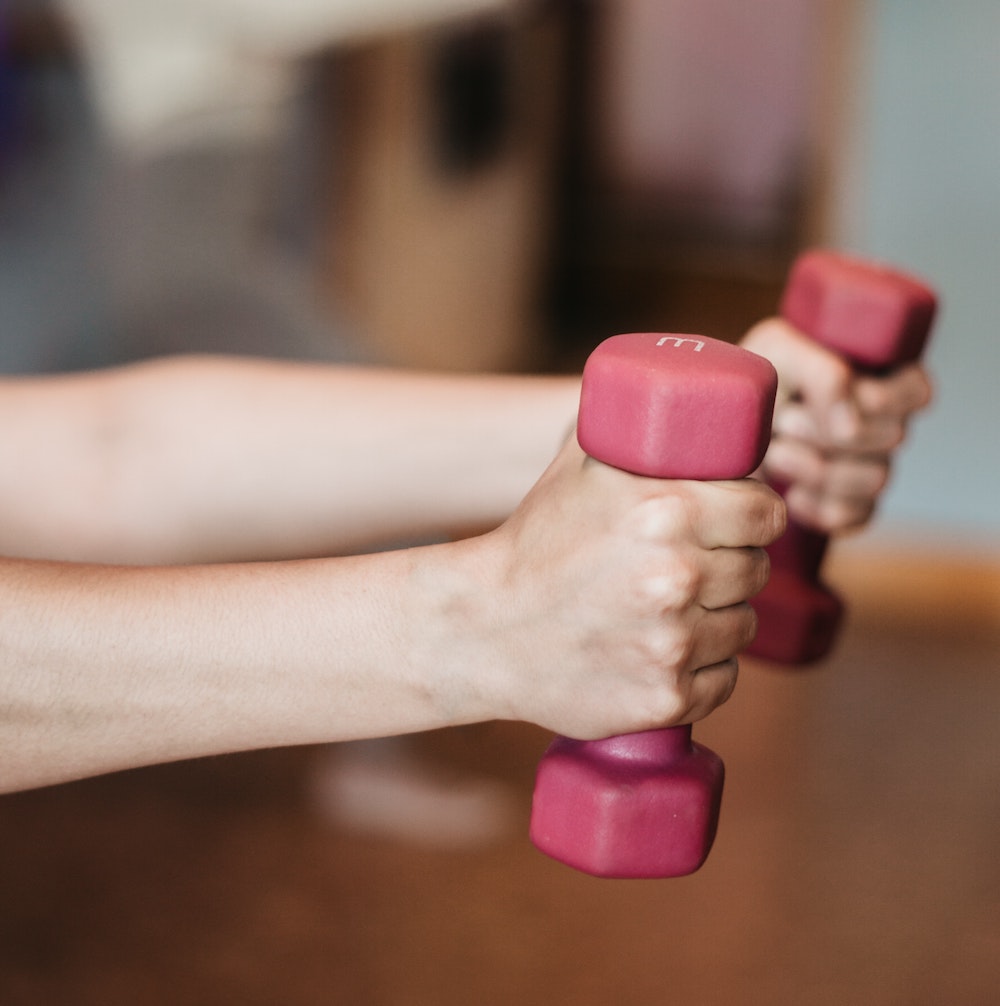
[637, 575, 688, 614]
[644, 623, 695, 674]
[632, 492, 692, 541]
[644, 681, 689, 728]
[639, 557, 701, 611]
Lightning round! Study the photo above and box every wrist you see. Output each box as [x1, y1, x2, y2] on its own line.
[374, 533, 512, 734]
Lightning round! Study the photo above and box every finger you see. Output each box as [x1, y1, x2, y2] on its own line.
[676, 601, 758, 722]
[678, 657, 740, 724]
[783, 482, 877, 534]
[771, 399, 909, 455]
[854, 363, 934, 418]
[697, 545, 771, 610]
[811, 454, 890, 502]
[771, 397, 875, 448]
[677, 479, 787, 550]
[765, 437, 891, 498]
[687, 602, 759, 678]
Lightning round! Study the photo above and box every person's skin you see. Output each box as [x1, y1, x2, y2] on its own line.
[0, 358, 584, 564]
[744, 318, 933, 532]
[0, 324, 932, 794]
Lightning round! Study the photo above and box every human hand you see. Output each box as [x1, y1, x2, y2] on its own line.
[742, 318, 933, 533]
[469, 435, 785, 741]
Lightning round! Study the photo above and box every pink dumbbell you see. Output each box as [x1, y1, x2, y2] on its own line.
[530, 333, 778, 878]
[747, 250, 938, 665]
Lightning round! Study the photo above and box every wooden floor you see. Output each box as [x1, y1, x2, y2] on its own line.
[1, 557, 998, 1006]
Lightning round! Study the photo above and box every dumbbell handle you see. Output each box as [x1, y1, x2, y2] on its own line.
[747, 250, 937, 664]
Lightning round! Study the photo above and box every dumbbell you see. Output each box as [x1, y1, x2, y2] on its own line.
[747, 250, 937, 665]
[530, 333, 778, 878]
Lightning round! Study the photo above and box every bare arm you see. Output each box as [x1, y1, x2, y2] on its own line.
[0, 356, 581, 563]
[0, 436, 783, 793]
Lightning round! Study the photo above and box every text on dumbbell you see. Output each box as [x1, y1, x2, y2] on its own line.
[656, 337, 705, 352]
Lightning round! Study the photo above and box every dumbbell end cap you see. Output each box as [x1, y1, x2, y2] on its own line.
[577, 333, 777, 481]
[781, 250, 937, 370]
[530, 727, 724, 878]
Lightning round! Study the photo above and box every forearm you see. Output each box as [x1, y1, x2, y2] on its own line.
[0, 541, 498, 792]
[0, 356, 580, 563]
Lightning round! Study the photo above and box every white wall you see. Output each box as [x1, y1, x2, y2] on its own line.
[833, 0, 1000, 549]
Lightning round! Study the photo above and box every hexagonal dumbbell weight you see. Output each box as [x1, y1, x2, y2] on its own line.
[530, 333, 778, 878]
[746, 250, 938, 665]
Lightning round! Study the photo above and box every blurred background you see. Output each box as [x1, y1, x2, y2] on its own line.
[0, 1, 997, 1004]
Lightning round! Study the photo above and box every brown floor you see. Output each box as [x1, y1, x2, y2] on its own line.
[1, 576, 998, 1006]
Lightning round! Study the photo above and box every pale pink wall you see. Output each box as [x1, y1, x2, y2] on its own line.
[595, 0, 820, 230]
